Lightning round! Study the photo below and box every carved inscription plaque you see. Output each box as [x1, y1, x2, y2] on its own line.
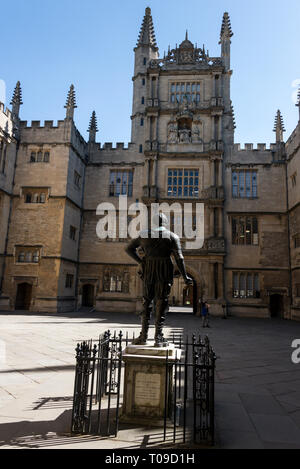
[134, 372, 161, 407]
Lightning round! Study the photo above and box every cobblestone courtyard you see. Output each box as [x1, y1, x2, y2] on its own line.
[0, 311, 300, 449]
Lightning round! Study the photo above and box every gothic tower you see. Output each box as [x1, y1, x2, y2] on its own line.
[131, 7, 159, 145]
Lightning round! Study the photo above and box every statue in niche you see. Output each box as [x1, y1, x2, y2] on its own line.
[192, 123, 202, 143]
[167, 121, 178, 143]
[178, 120, 192, 143]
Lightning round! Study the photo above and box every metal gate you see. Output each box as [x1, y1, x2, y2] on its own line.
[71, 330, 216, 445]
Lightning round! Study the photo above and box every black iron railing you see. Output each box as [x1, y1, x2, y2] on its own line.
[71, 330, 216, 445]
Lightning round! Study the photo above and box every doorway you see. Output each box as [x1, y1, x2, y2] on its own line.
[15, 283, 32, 310]
[270, 294, 284, 318]
[169, 276, 198, 315]
[82, 284, 94, 307]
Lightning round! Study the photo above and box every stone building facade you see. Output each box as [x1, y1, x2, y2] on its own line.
[0, 8, 300, 319]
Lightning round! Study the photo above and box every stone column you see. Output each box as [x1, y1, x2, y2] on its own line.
[209, 263, 215, 299]
[144, 159, 150, 186]
[210, 160, 215, 186]
[152, 157, 157, 186]
[218, 160, 223, 186]
[209, 208, 214, 237]
[218, 116, 222, 141]
[218, 208, 223, 237]
[219, 262, 224, 300]
[153, 116, 158, 141]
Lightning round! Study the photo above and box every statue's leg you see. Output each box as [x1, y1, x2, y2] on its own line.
[154, 283, 171, 347]
[132, 297, 152, 345]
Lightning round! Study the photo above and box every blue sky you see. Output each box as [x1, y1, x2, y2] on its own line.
[1, 0, 299, 144]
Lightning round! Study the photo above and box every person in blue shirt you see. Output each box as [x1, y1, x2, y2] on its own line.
[201, 301, 210, 328]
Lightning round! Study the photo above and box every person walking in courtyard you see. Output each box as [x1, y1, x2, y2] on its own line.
[201, 301, 210, 328]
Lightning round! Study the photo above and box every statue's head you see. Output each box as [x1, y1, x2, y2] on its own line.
[152, 212, 169, 229]
[159, 213, 168, 227]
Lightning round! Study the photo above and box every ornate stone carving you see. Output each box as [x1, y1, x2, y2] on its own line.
[148, 34, 223, 70]
[167, 111, 203, 145]
[191, 122, 202, 143]
[204, 239, 225, 251]
[178, 127, 191, 143]
[200, 186, 224, 200]
[167, 121, 178, 143]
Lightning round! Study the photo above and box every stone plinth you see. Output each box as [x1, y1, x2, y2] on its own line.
[120, 342, 181, 426]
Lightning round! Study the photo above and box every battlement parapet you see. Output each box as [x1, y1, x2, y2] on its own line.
[0, 101, 12, 119]
[91, 142, 136, 151]
[20, 119, 65, 129]
[234, 143, 277, 151]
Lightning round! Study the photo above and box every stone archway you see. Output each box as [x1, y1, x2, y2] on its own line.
[170, 271, 199, 315]
[15, 283, 32, 310]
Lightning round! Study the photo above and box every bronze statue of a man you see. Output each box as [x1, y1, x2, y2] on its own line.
[126, 213, 192, 347]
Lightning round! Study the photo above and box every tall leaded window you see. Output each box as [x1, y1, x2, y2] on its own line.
[23, 188, 47, 204]
[30, 150, 50, 163]
[232, 216, 259, 245]
[103, 270, 129, 293]
[167, 169, 199, 197]
[65, 274, 74, 288]
[16, 247, 40, 264]
[232, 170, 257, 198]
[109, 170, 133, 197]
[170, 82, 201, 104]
[233, 272, 260, 298]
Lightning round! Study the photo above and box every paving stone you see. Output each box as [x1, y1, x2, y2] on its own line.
[218, 430, 264, 449]
[215, 403, 256, 432]
[239, 393, 285, 415]
[276, 392, 300, 409]
[249, 414, 300, 445]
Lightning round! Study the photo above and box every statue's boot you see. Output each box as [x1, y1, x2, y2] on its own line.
[132, 301, 151, 345]
[154, 299, 169, 347]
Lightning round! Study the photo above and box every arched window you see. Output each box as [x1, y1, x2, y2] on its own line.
[25, 193, 32, 203]
[103, 271, 110, 291]
[25, 252, 32, 263]
[37, 151, 43, 162]
[18, 252, 25, 263]
[43, 152, 50, 162]
[123, 272, 129, 293]
[116, 275, 122, 292]
[33, 251, 39, 263]
[109, 274, 116, 292]
[39, 193, 46, 203]
[30, 152, 36, 162]
[33, 193, 39, 203]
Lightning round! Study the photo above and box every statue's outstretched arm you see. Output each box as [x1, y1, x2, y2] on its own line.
[172, 236, 193, 285]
